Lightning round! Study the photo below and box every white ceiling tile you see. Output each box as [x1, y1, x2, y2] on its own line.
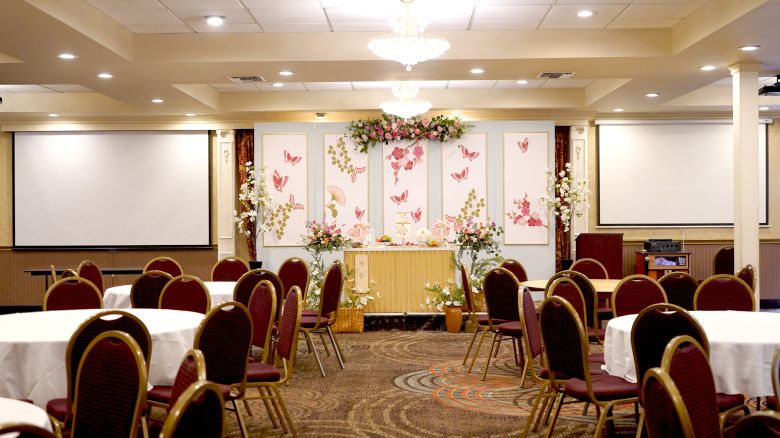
[555, 0, 630, 4]
[540, 79, 593, 88]
[191, 23, 262, 33]
[241, 0, 321, 6]
[607, 18, 679, 28]
[42, 84, 93, 93]
[257, 82, 307, 91]
[541, 4, 627, 29]
[320, 0, 393, 8]
[324, 6, 393, 22]
[172, 9, 256, 25]
[415, 81, 449, 89]
[262, 22, 331, 32]
[479, 0, 553, 4]
[160, 0, 245, 9]
[352, 81, 395, 90]
[447, 80, 498, 89]
[127, 24, 193, 33]
[330, 22, 389, 31]
[86, 0, 165, 11]
[302, 82, 353, 90]
[211, 83, 259, 91]
[494, 79, 545, 89]
[0, 85, 55, 93]
[470, 20, 542, 29]
[618, 3, 702, 20]
[104, 9, 184, 26]
[249, 6, 326, 23]
[631, 0, 702, 3]
[426, 20, 470, 31]
[474, 4, 549, 21]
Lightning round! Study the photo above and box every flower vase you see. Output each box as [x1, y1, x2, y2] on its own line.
[560, 259, 573, 271]
[444, 305, 463, 333]
[248, 260, 263, 270]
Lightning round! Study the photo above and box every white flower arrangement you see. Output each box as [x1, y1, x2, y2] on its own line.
[539, 162, 589, 233]
[233, 161, 276, 259]
[421, 281, 465, 312]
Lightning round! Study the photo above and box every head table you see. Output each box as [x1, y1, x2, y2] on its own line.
[604, 310, 780, 397]
[0, 308, 203, 407]
[103, 281, 236, 309]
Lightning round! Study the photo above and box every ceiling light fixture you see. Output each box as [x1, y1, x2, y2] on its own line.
[613, 108, 624, 112]
[58, 53, 76, 60]
[517, 80, 528, 85]
[368, 0, 450, 71]
[645, 92, 660, 98]
[577, 10, 594, 17]
[739, 45, 760, 52]
[272, 82, 284, 87]
[185, 113, 196, 117]
[380, 82, 432, 119]
[206, 15, 225, 26]
[151, 98, 164, 103]
[760, 106, 770, 111]
[97, 73, 113, 79]
[470, 68, 485, 74]
[48, 113, 59, 117]
[700, 65, 716, 71]
[279, 70, 295, 76]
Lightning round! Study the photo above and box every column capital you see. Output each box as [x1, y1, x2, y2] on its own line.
[729, 63, 763, 74]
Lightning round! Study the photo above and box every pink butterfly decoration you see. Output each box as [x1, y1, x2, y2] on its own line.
[450, 167, 469, 183]
[288, 194, 304, 211]
[410, 208, 422, 223]
[444, 214, 457, 223]
[390, 189, 408, 205]
[284, 150, 302, 166]
[354, 206, 365, 220]
[272, 170, 288, 192]
[518, 138, 529, 153]
[461, 146, 479, 161]
[350, 166, 366, 183]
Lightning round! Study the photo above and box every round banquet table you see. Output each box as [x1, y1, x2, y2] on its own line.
[604, 310, 780, 396]
[0, 397, 54, 433]
[520, 278, 621, 293]
[103, 281, 236, 309]
[0, 308, 204, 407]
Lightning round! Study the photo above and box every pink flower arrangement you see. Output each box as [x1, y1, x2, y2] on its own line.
[302, 217, 350, 253]
[346, 114, 469, 153]
[455, 219, 504, 265]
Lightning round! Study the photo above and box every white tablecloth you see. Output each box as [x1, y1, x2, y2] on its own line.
[103, 281, 236, 309]
[604, 310, 780, 396]
[0, 308, 203, 407]
[0, 397, 53, 433]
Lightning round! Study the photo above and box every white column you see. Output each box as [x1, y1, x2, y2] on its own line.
[570, 126, 589, 258]
[216, 129, 236, 259]
[729, 63, 761, 303]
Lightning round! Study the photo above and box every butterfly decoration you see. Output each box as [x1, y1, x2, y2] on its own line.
[450, 167, 469, 183]
[288, 194, 304, 211]
[390, 189, 408, 205]
[354, 206, 365, 221]
[518, 137, 529, 153]
[350, 166, 366, 183]
[460, 145, 479, 161]
[283, 150, 302, 166]
[444, 214, 457, 223]
[272, 170, 288, 192]
[410, 207, 422, 223]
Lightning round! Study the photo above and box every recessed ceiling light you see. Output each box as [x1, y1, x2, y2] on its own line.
[185, 113, 196, 117]
[58, 53, 76, 60]
[645, 92, 660, 98]
[205, 15, 225, 26]
[760, 106, 770, 111]
[97, 73, 113, 79]
[517, 80, 528, 85]
[577, 10, 594, 17]
[700, 65, 716, 71]
[272, 82, 284, 87]
[613, 108, 624, 112]
[151, 98, 164, 103]
[279, 70, 295, 77]
[739, 45, 760, 52]
[48, 113, 59, 117]
[470, 68, 485, 74]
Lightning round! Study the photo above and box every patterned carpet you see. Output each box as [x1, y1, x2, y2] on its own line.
[220, 330, 639, 437]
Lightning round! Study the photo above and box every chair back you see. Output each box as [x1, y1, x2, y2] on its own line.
[168, 349, 207, 410]
[661, 335, 721, 438]
[278, 257, 310, 300]
[194, 302, 252, 391]
[499, 258, 528, 283]
[570, 258, 609, 279]
[160, 381, 225, 438]
[546, 277, 587, 327]
[630, 303, 708, 403]
[658, 272, 698, 311]
[726, 411, 780, 438]
[130, 270, 173, 309]
[712, 245, 734, 275]
[276, 287, 303, 369]
[0, 424, 56, 438]
[518, 287, 543, 362]
[641, 368, 694, 438]
[43, 276, 103, 311]
[736, 264, 756, 291]
[693, 274, 754, 311]
[773, 346, 780, 409]
[460, 264, 476, 316]
[211, 256, 249, 282]
[64, 310, 152, 423]
[482, 267, 521, 325]
[317, 262, 344, 324]
[159, 275, 211, 314]
[539, 296, 589, 382]
[144, 256, 184, 277]
[61, 269, 78, 279]
[71, 331, 147, 438]
[77, 260, 104, 295]
[247, 280, 277, 362]
[234, 269, 283, 321]
[612, 274, 667, 317]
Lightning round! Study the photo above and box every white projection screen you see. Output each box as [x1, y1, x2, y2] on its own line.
[598, 122, 768, 226]
[14, 131, 210, 247]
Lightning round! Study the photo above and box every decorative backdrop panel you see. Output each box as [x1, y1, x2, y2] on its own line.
[382, 140, 428, 239]
[441, 133, 487, 240]
[503, 132, 549, 244]
[262, 134, 308, 246]
[323, 134, 369, 231]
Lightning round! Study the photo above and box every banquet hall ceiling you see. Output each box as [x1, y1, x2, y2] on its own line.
[1, 0, 780, 123]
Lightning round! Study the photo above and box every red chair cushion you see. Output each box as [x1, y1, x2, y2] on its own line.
[300, 315, 329, 328]
[542, 362, 607, 380]
[767, 395, 778, 411]
[149, 384, 233, 404]
[497, 321, 522, 336]
[46, 398, 67, 421]
[717, 392, 745, 411]
[476, 315, 490, 325]
[302, 310, 318, 316]
[246, 362, 281, 382]
[565, 374, 637, 401]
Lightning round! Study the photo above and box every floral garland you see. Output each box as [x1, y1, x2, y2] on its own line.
[346, 114, 468, 153]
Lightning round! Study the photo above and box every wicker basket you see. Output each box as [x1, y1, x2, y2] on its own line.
[332, 307, 365, 333]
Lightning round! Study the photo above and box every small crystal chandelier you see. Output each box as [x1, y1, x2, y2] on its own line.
[380, 83, 432, 119]
[368, 0, 450, 71]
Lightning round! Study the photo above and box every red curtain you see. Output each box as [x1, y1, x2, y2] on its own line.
[554, 126, 571, 271]
[235, 129, 256, 260]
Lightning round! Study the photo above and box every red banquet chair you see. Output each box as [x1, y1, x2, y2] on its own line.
[462, 263, 490, 369]
[159, 275, 211, 314]
[42, 276, 103, 311]
[144, 256, 184, 277]
[277, 257, 310, 300]
[736, 264, 756, 292]
[77, 259, 104, 295]
[693, 274, 755, 312]
[147, 349, 208, 412]
[159, 380, 226, 438]
[658, 271, 699, 311]
[570, 257, 609, 279]
[246, 280, 277, 364]
[233, 269, 283, 317]
[499, 258, 529, 283]
[612, 274, 667, 317]
[478, 267, 523, 380]
[130, 270, 173, 309]
[713, 245, 734, 275]
[211, 256, 250, 282]
[641, 368, 695, 438]
[299, 262, 346, 377]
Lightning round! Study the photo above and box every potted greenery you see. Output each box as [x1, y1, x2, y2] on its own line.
[332, 274, 379, 333]
[422, 281, 466, 333]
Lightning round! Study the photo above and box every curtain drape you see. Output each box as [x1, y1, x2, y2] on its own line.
[554, 126, 571, 272]
[235, 129, 256, 260]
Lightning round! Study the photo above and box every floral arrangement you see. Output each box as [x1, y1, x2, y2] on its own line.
[342, 267, 380, 309]
[301, 217, 350, 309]
[233, 161, 275, 260]
[455, 219, 503, 264]
[345, 114, 468, 153]
[421, 281, 465, 311]
[539, 162, 589, 233]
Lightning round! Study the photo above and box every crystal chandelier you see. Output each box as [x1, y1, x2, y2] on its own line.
[368, 0, 450, 71]
[380, 83, 432, 119]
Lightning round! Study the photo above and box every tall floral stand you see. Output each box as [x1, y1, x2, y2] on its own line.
[332, 307, 365, 333]
[444, 305, 463, 333]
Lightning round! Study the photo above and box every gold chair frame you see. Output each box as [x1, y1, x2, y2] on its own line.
[159, 275, 212, 313]
[611, 274, 668, 318]
[641, 367, 695, 438]
[144, 256, 184, 276]
[570, 258, 609, 279]
[211, 256, 250, 281]
[147, 348, 207, 412]
[299, 262, 346, 377]
[130, 270, 173, 309]
[277, 256, 310, 299]
[159, 381, 225, 438]
[42, 276, 103, 311]
[693, 274, 755, 312]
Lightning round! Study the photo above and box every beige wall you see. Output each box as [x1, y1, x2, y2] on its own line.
[0, 132, 11, 246]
